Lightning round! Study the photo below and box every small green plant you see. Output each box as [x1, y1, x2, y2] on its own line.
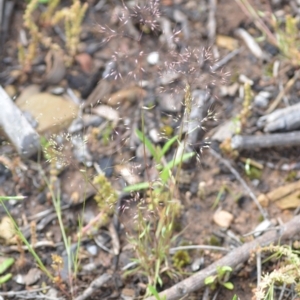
[124, 129, 194, 193]
[0, 200, 53, 281]
[244, 158, 262, 180]
[124, 84, 196, 291]
[212, 184, 229, 209]
[147, 285, 167, 300]
[0, 257, 15, 286]
[236, 0, 300, 66]
[255, 244, 300, 300]
[205, 265, 234, 291]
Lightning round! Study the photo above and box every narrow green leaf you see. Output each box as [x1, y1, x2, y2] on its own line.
[159, 135, 178, 160]
[123, 182, 150, 192]
[160, 152, 195, 184]
[204, 276, 216, 285]
[0, 273, 12, 284]
[220, 266, 232, 273]
[161, 226, 166, 238]
[160, 168, 171, 184]
[136, 129, 160, 162]
[148, 285, 160, 298]
[0, 258, 14, 275]
[139, 227, 148, 239]
[166, 152, 195, 170]
[157, 275, 163, 287]
[223, 281, 234, 290]
[0, 196, 25, 201]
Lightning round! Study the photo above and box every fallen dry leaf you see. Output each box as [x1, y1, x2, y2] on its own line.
[14, 268, 42, 285]
[265, 180, 300, 202]
[216, 34, 239, 51]
[258, 180, 300, 210]
[0, 216, 16, 244]
[92, 105, 119, 123]
[275, 191, 300, 210]
[107, 87, 146, 106]
[84, 79, 113, 107]
[115, 165, 140, 185]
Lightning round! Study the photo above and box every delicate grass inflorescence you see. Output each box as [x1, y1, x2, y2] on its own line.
[93, 0, 230, 294]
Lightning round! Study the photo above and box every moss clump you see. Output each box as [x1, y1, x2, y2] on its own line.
[172, 250, 191, 269]
[209, 235, 222, 247]
[285, 171, 297, 182]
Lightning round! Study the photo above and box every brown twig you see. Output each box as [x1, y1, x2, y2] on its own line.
[74, 273, 112, 300]
[145, 215, 300, 300]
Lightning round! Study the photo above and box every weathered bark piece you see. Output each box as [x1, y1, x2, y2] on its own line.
[231, 131, 300, 150]
[257, 102, 300, 132]
[146, 215, 300, 300]
[0, 86, 40, 157]
[75, 273, 112, 300]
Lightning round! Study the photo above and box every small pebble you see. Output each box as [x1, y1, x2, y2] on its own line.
[253, 219, 272, 237]
[147, 52, 159, 65]
[191, 257, 204, 272]
[213, 210, 233, 228]
[86, 244, 98, 256]
[136, 143, 151, 158]
[50, 87, 65, 95]
[254, 91, 272, 108]
[149, 128, 162, 143]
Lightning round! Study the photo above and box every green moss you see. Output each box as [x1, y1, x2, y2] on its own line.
[285, 171, 297, 182]
[172, 250, 191, 269]
[160, 125, 174, 138]
[209, 235, 222, 246]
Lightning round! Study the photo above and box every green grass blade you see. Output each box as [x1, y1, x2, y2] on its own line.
[0, 201, 53, 280]
[159, 135, 178, 160]
[0, 258, 14, 275]
[123, 182, 150, 192]
[223, 281, 234, 290]
[147, 285, 161, 299]
[160, 152, 195, 183]
[0, 196, 25, 201]
[136, 128, 160, 162]
[0, 273, 12, 284]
